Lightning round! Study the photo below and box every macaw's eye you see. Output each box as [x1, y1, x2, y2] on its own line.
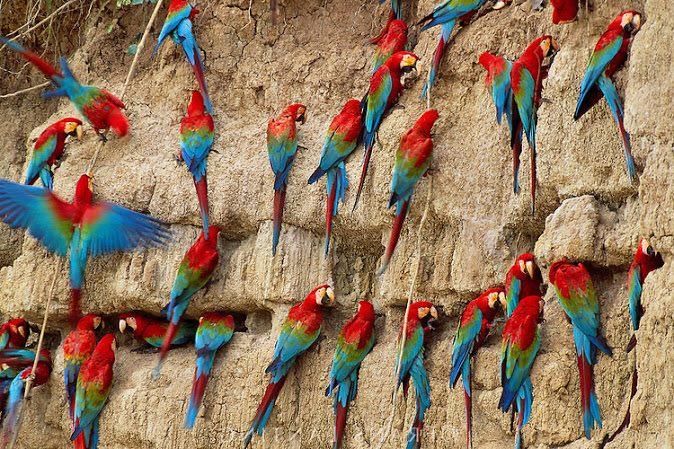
[417, 307, 429, 318]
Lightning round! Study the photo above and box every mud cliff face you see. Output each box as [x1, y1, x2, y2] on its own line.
[0, 0, 672, 448]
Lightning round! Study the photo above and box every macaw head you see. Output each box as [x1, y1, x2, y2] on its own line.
[97, 333, 117, 361]
[201, 226, 221, 247]
[285, 104, 307, 125]
[483, 287, 506, 310]
[119, 312, 149, 336]
[7, 319, 29, 343]
[637, 238, 664, 268]
[388, 19, 408, 36]
[308, 284, 335, 307]
[357, 300, 376, 322]
[513, 253, 542, 282]
[410, 301, 438, 331]
[547, 259, 574, 285]
[57, 117, 84, 140]
[415, 109, 439, 135]
[538, 35, 560, 59]
[616, 11, 642, 35]
[77, 314, 103, 331]
[74, 173, 94, 205]
[393, 51, 420, 75]
[342, 99, 363, 118]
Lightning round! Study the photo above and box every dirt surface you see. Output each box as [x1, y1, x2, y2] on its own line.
[0, 0, 672, 448]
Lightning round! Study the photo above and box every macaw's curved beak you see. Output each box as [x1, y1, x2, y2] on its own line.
[525, 261, 536, 279]
[118, 319, 127, 333]
[296, 112, 306, 125]
[493, 0, 510, 10]
[18, 326, 27, 338]
[76, 124, 84, 140]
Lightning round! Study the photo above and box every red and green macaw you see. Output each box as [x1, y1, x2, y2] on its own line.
[25, 118, 83, 191]
[479, 52, 512, 129]
[511, 35, 559, 214]
[505, 253, 543, 318]
[0, 319, 29, 350]
[0, 174, 171, 324]
[549, 261, 613, 439]
[155, 226, 220, 378]
[185, 312, 235, 429]
[499, 295, 544, 449]
[71, 334, 116, 449]
[267, 103, 307, 255]
[153, 0, 212, 114]
[371, 0, 403, 43]
[0, 359, 52, 445]
[627, 239, 664, 333]
[308, 100, 363, 255]
[244, 285, 335, 448]
[418, 0, 507, 99]
[326, 300, 376, 449]
[118, 312, 197, 349]
[395, 301, 437, 449]
[64, 314, 102, 420]
[380, 109, 438, 274]
[0, 349, 51, 380]
[371, 20, 408, 74]
[0, 38, 128, 139]
[179, 90, 214, 240]
[550, 0, 578, 24]
[574, 11, 642, 184]
[354, 51, 419, 211]
[450, 288, 505, 449]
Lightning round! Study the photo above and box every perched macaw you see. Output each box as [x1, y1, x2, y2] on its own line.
[499, 295, 544, 449]
[326, 301, 376, 449]
[371, 0, 404, 43]
[244, 285, 335, 448]
[479, 52, 512, 127]
[0, 38, 128, 139]
[371, 20, 409, 74]
[119, 312, 197, 349]
[0, 174, 171, 324]
[418, 0, 504, 99]
[0, 361, 52, 446]
[0, 319, 29, 350]
[308, 100, 363, 255]
[154, 226, 220, 378]
[267, 103, 307, 256]
[0, 349, 51, 379]
[574, 11, 642, 184]
[71, 334, 116, 449]
[185, 312, 235, 429]
[153, 0, 213, 113]
[353, 51, 419, 211]
[64, 314, 102, 420]
[549, 261, 613, 439]
[395, 301, 437, 449]
[450, 288, 505, 449]
[380, 109, 438, 274]
[25, 118, 83, 191]
[550, 0, 578, 24]
[505, 253, 544, 317]
[627, 239, 664, 333]
[511, 35, 559, 214]
[178, 90, 215, 239]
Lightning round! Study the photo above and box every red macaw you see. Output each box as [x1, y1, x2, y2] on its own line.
[185, 312, 235, 429]
[511, 35, 559, 214]
[64, 314, 102, 420]
[627, 239, 664, 333]
[179, 90, 215, 240]
[326, 301, 376, 449]
[549, 261, 613, 439]
[499, 295, 544, 449]
[267, 103, 307, 256]
[0, 319, 29, 350]
[575, 11, 642, 184]
[153, 0, 212, 113]
[71, 334, 116, 449]
[550, 0, 578, 24]
[0, 174, 171, 324]
[505, 253, 544, 317]
[371, 20, 408, 74]
[308, 100, 363, 255]
[354, 51, 419, 211]
[0, 38, 128, 139]
[396, 301, 438, 449]
[450, 288, 505, 449]
[380, 109, 438, 274]
[25, 118, 83, 191]
[244, 285, 335, 448]
[155, 226, 220, 378]
[118, 312, 197, 349]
